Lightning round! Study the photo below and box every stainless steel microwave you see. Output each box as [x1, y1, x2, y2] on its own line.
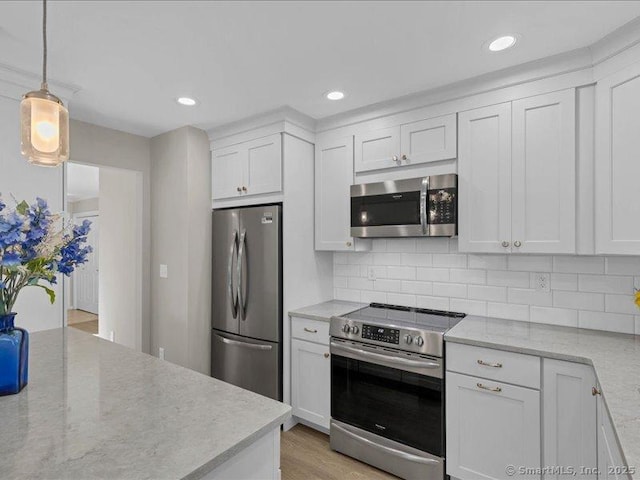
[350, 174, 457, 238]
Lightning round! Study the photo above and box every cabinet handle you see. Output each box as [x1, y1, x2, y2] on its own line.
[304, 327, 317, 334]
[324, 353, 330, 359]
[242, 186, 247, 192]
[477, 359, 503, 368]
[477, 382, 502, 393]
[501, 241, 510, 248]
[346, 241, 352, 247]
[514, 240, 522, 247]
[237, 187, 242, 193]
[401, 154, 407, 161]
[592, 386, 602, 396]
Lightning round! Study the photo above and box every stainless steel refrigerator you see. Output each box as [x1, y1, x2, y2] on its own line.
[211, 204, 282, 401]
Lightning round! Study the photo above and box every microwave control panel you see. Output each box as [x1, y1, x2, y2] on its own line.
[429, 188, 457, 225]
[361, 324, 400, 344]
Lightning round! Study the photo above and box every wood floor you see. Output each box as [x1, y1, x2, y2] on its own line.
[281, 424, 398, 480]
[68, 309, 98, 334]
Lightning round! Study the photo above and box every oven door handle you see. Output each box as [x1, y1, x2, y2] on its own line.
[330, 341, 440, 369]
[332, 423, 440, 465]
[420, 176, 429, 235]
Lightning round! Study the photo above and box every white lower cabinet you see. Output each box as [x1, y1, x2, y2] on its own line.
[446, 371, 541, 480]
[290, 317, 331, 431]
[597, 390, 632, 480]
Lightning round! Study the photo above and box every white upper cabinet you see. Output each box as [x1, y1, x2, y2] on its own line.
[458, 103, 513, 253]
[212, 133, 282, 200]
[458, 90, 576, 254]
[354, 113, 457, 173]
[512, 90, 576, 254]
[596, 62, 640, 254]
[315, 135, 357, 251]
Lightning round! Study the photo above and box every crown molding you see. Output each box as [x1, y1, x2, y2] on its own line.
[0, 62, 81, 103]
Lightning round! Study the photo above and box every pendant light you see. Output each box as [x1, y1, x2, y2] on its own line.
[20, 0, 69, 167]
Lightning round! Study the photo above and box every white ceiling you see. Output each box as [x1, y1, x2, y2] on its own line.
[67, 163, 99, 202]
[1, 1, 640, 137]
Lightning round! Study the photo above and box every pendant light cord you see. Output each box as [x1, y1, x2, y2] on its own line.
[42, 0, 47, 90]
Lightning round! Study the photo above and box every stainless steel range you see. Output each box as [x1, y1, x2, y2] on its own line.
[329, 303, 465, 480]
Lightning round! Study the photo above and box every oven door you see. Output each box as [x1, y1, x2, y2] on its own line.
[330, 339, 443, 456]
[350, 177, 428, 237]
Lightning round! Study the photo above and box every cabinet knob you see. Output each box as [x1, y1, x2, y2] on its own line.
[401, 154, 407, 161]
[514, 240, 522, 247]
[242, 186, 247, 192]
[346, 241, 352, 247]
[324, 353, 330, 359]
[392, 155, 399, 162]
[501, 241, 510, 248]
[237, 187, 242, 193]
[592, 386, 602, 396]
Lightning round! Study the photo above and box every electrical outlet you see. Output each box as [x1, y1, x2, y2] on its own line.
[535, 273, 550, 293]
[159, 264, 168, 278]
[159, 347, 165, 360]
[367, 266, 377, 281]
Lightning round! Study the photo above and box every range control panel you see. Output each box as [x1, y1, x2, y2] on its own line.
[361, 324, 400, 344]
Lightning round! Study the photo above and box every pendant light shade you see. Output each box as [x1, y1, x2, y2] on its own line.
[21, 0, 69, 167]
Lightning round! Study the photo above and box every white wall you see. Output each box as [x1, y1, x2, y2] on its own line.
[334, 239, 640, 335]
[0, 96, 64, 332]
[98, 167, 143, 349]
[151, 126, 211, 374]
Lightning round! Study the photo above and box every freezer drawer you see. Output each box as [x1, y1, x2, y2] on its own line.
[211, 329, 281, 401]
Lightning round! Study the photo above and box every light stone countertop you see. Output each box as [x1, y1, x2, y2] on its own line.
[288, 300, 367, 322]
[0, 327, 291, 480]
[446, 316, 640, 478]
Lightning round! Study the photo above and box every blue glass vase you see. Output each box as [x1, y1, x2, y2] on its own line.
[0, 313, 29, 396]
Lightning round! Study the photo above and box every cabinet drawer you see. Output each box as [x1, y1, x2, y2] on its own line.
[291, 316, 330, 345]
[447, 342, 540, 389]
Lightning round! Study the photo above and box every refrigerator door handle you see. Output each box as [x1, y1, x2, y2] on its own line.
[228, 230, 239, 319]
[237, 228, 247, 319]
[214, 332, 272, 351]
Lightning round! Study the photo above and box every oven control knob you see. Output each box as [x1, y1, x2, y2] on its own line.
[342, 324, 352, 334]
[414, 336, 424, 347]
[404, 334, 413, 345]
[351, 325, 360, 335]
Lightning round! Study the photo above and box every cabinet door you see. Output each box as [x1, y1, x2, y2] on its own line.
[291, 339, 331, 430]
[243, 133, 282, 197]
[542, 359, 597, 479]
[354, 126, 401, 173]
[212, 144, 245, 200]
[315, 136, 356, 251]
[596, 63, 640, 254]
[399, 113, 457, 166]
[512, 90, 576, 254]
[447, 371, 541, 480]
[597, 392, 632, 480]
[458, 103, 512, 253]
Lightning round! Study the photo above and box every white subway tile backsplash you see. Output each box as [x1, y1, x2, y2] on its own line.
[605, 256, 640, 275]
[450, 269, 487, 285]
[387, 266, 417, 280]
[402, 253, 433, 267]
[333, 251, 640, 334]
[553, 291, 604, 311]
[416, 296, 450, 311]
[578, 274, 634, 294]
[508, 255, 552, 272]
[550, 273, 578, 291]
[468, 285, 507, 302]
[433, 254, 467, 268]
[450, 299, 487, 316]
[433, 282, 467, 298]
[578, 311, 635, 334]
[553, 256, 605, 274]
[508, 288, 552, 306]
[401, 281, 433, 296]
[530, 306, 578, 328]
[487, 270, 530, 288]
[468, 255, 508, 271]
[386, 238, 417, 253]
[605, 294, 639, 315]
[416, 268, 450, 282]
[487, 302, 530, 321]
[416, 238, 450, 253]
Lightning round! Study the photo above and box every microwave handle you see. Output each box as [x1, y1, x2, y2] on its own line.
[420, 177, 429, 235]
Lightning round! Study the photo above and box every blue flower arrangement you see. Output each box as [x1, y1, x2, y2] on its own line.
[0, 195, 92, 315]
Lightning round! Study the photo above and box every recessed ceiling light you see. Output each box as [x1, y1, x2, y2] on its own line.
[326, 91, 345, 101]
[488, 35, 517, 52]
[177, 97, 197, 106]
